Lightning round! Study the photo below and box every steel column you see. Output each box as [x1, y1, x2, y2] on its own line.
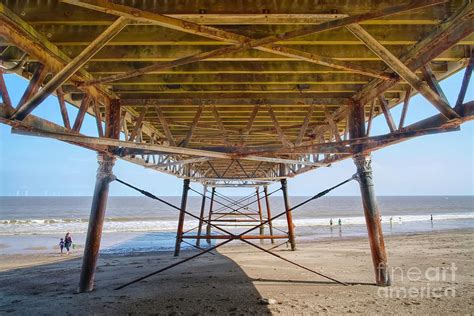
[78, 154, 115, 293]
[174, 179, 190, 256]
[280, 179, 296, 251]
[353, 154, 391, 286]
[255, 187, 264, 240]
[349, 100, 390, 287]
[206, 187, 216, 243]
[263, 185, 275, 244]
[196, 185, 207, 247]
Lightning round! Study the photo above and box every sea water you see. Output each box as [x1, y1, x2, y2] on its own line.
[0, 196, 473, 254]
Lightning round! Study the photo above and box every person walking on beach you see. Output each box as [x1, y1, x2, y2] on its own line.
[338, 218, 342, 226]
[330, 218, 333, 226]
[59, 238, 65, 254]
[430, 214, 433, 221]
[64, 232, 72, 254]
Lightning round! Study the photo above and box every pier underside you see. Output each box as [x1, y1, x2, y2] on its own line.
[0, 0, 472, 292]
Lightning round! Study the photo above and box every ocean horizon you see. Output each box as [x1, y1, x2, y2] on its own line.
[1, 195, 473, 255]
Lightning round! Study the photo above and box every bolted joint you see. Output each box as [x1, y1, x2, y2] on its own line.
[280, 178, 288, 190]
[183, 178, 191, 189]
[353, 154, 373, 181]
[96, 154, 116, 182]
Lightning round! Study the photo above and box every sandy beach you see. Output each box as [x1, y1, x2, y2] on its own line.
[0, 229, 472, 314]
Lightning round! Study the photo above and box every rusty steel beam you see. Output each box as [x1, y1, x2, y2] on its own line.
[353, 154, 391, 286]
[354, 5, 474, 106]
[305, 7, 473, 148]
[61, 0, 445, 85]
[256, 188, 265, 239]
[263, 186, 275, 244]
[78, 154, 116, 292]
[398, 87, 412, 130]
[16, 64, 48, 110]
[349, 100, 390, 287]
[421, 64, 449, 105]
[91, 98, 104, 137]
[72, 95, 92, 132]
[0, 71, 13, 109]
[57, 89, 72, 130]
[296, 104, 315, 145]
[377, 95, 397, 133]
[455, 56, 473, 109]
[206, 187, 216, 243]
[11, 17, 128, 120]
[196, 185, 207, 248]
[182, 235, 289, 240]
[128, 106, 147, 142]
[280, 177, 296, 251]
[181, 104, 203, 147]
[0, 105, 107, 152]
[156, 105, 176, 146]
[266, 104, 292, 148]
[241, 104, 260, 145]
[174, 179, 190, 256]
[347, 23, 460, 120]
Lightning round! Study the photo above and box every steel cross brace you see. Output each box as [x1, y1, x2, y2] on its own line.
[114, 178, 351, 289]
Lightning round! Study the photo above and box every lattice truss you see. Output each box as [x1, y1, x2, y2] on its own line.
[0, 0, 473, 186]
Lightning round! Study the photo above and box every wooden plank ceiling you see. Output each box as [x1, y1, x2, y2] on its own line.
[0, 0, 472, 184]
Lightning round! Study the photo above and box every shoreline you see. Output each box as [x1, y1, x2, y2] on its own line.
[0, 229, 472, 314]
[0, 217, 473, 256]
[1, 226, 472, 270]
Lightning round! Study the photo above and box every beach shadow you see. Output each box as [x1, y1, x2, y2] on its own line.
[0, 234, 273, 315]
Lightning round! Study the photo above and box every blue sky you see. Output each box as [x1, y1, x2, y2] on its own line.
[0, 71, 472, 196]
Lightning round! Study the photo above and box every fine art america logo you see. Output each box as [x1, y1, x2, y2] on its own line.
[377, 263, 457, 298]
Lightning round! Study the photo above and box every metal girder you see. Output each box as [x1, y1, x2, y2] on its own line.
[346, 23, 460, 120]
[11, 17, 128, 120]
[60, 0, 446, 85]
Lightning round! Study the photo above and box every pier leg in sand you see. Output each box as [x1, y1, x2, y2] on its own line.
[263, 185, 275, 244]
[78, 154, 115, 293]
[196, 185, 207, 248]
[256, 187, 264, 243]
[281, 178, 296, 251]
[174, 179, 190, 256]
[354, 154, 391, 286]
[206, 187, 215, 244]
[349, 99, 390, 287]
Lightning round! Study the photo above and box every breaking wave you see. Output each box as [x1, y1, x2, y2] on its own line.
[1, 212, 473, 236]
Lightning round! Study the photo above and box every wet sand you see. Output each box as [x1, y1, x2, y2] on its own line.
[0, 229, 473, 314]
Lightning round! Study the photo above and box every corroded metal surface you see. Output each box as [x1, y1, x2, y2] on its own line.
[0, 0, 472, 185]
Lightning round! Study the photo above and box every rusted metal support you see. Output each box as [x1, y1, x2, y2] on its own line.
[398, 87, 412, 130]
[255, 187, 264, 240]
[263, 185, 275, 244]
[174, 179, 190, 256]
[353, 154, 391, 286]
[183, 235, 288, 240]
[78, 154, 116, 293]
[65, 0, 443, 85]
[196, 185, 207, 247]
[128, 106, 147, 142]
[455, 57, 473, 111]
[347, 23, 459, 120]
[280, 178, 296, 251]
[349, 100, 390, 287]
[16, 64, 47, 109]
[72, 95, 92, 132]
[56, 89, 71, 130]
[11, 17, 128, 121]
[206, 187, 216, 243]
[0, 71, 13, 109]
